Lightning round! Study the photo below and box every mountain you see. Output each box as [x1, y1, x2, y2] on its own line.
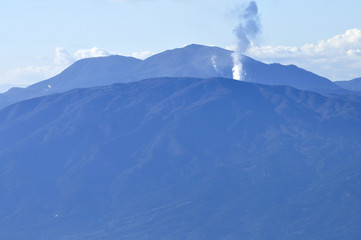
[0, 44, 344, 110]
[242, 58, 342, 94]
[0, 77, 360, 239]
[132, 44, 234, 79]
[0, 55, 142, 108]
[335, 77, 361, 91]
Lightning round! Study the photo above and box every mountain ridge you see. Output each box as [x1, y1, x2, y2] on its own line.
[336, 77, 361, 91]
[0, 77, 360, 239]
[0, 44, 345, 110]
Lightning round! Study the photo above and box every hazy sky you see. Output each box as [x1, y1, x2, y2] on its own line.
[1, 0, 361, 92]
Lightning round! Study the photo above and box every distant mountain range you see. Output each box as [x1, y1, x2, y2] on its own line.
[336, 77, 361, 91]
[0, 77, 360, 239]
[0, 44, 345, 109]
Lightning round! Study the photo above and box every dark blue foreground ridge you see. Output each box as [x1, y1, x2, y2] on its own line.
[0, 77, 360, 240]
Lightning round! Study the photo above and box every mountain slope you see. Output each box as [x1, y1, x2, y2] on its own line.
[0, 44, 344, 109]
[133, 44, 233, 79]
[242, 57, 342, 94]
[0, 55, 142, 108]
[0, 77, 360, 240]
[336, 77, 361, 91]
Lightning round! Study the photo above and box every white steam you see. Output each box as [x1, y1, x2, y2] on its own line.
[232, 1, 261, 80]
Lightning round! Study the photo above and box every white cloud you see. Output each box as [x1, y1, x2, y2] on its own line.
[2, 29, 361, 92]
[347, 49, 361, 57]
[73, 47, 110, 60]
[131, 50, 153, 59]
[54, 47, 73, 66]
[246, 28, 361, 80]
[0, 46, 156, 91]
[0, 45, 158, 91]
[0, 47, 113, 90]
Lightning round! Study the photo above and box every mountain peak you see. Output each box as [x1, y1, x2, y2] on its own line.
[0, 45, 347, 110]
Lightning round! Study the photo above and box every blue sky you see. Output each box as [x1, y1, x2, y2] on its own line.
[1, 0, 361, 92]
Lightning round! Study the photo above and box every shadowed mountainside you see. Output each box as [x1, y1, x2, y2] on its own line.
[0, 77, 360, 239]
